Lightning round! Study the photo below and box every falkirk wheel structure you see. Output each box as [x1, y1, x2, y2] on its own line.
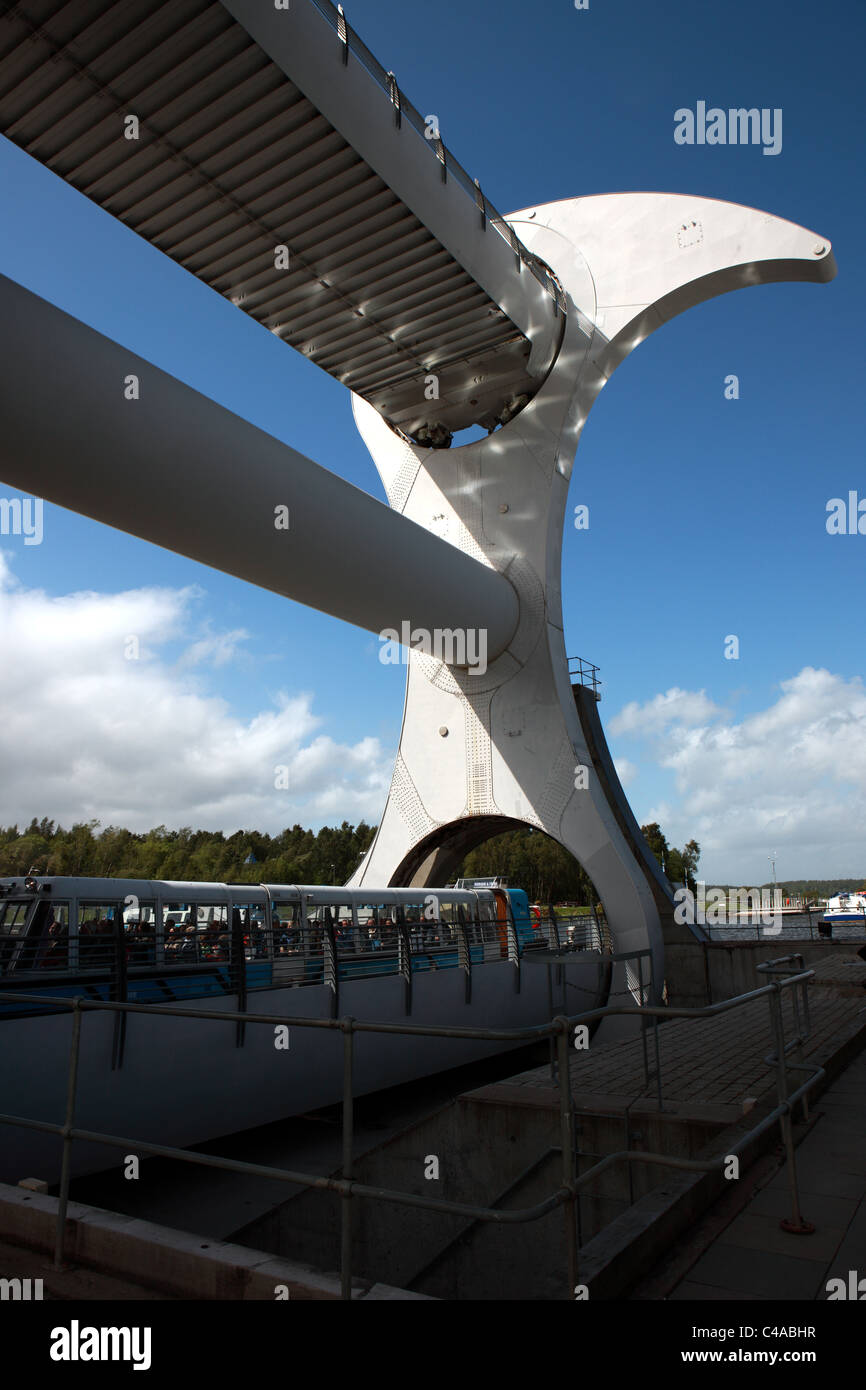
[0, 1, 836, 1014]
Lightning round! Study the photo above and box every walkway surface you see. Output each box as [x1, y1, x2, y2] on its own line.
[668, 1045, 866, 1300]
[506, 952, 866, 1118]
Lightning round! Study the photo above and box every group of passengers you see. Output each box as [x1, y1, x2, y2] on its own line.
[22, 908, 471, 974]
[269, 915, 454, 955]
[164, 922, 231, 963]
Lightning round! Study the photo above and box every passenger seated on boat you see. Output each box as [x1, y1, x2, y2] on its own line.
[38, 917, 67, 969]
[128, 923, 155, 964]
[79, 917, 111, 968]
[179, 924, 199, 960]
[208, 933, 230, 962]
[274, 921, 299, 954]
[164, 924, 184, 957]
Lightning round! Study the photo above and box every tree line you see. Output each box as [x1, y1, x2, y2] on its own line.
[1, 817, 709, 904]
[0, 819, 376, 888]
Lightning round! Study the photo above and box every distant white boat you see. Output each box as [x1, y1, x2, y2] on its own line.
[823, 889, 866, 924]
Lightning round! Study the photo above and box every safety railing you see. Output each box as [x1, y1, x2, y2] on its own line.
[0, 958, 822, 1299]
[0, 911, 536, 998]
[705, 908, 865, 942]
[556, 914, 613, 953]
[568, 657, 601, 698]
[308, 0, 566, 314]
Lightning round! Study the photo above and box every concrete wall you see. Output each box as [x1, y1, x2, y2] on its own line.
[704, 939, 856, 1002]
[663, 937, 858, 1009]
[234, 1084, 729, 1300]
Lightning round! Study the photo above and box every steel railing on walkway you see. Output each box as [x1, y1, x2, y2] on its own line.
[0, 958, 823, 1299]
[568, 656, 601, 698]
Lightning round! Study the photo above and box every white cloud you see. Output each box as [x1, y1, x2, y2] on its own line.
[613, 757, 637, 788]
[610, 668, 866, 882]
[0, 554, 390, 833]
[181, 627, 251, 669]
[609, 687, 725, 736]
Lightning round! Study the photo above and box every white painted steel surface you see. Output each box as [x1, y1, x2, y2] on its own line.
[350, 193, 835, 1015]
[0, 272, 519, 658]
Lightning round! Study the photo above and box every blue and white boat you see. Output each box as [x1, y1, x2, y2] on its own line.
[822, 889, 866, 925]
[0, 875, 606, 1183]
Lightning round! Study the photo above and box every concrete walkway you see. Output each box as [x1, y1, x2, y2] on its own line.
[507, 956, 866, 1115]
[668, 1047, 866, 1300]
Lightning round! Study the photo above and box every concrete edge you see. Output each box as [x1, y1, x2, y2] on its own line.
[0, 1185, 434, 1300]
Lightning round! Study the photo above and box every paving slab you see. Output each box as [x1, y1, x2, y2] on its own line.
[669, 1280, 771, 1301]
[667, 1047, 866, 1300]
[684, 1244, 827, 1300]
[508, 983, 865, 1113]
[748, 1187, 860, 1229]
[716, 1210, 845, 1263]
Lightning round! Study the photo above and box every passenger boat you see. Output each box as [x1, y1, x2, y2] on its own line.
[821, 889, 866, 926]
[0, 876, 605, 1183]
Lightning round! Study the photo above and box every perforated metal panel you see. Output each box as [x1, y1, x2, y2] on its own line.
[0, 0, 564, 443]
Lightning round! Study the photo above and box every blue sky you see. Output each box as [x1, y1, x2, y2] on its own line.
[0, 0, 863, 883]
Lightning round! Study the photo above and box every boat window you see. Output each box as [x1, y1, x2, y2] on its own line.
[271, 902, 300, 958]
[233, 901, 269, 962]
[0, 899, 30, 936]
[0, 901, 26, 974]
[76, 903, 122, 972]
[402, 904, 427, 950]
[271, 903, 305, 985]
[356, 904, 391, 952]
[34, 902, 70, 970]
[1, 900, 70, 974]
[333, 906, 359, 954]
[123, 900, 156, 966]
[163, 902, 229, 964]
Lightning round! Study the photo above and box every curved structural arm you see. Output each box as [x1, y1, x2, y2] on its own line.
[0, 274, 518, 658]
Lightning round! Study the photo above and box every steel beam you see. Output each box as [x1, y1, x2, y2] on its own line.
[0, 273, 518, 658]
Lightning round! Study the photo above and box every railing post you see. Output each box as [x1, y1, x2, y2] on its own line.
[555, 1016, 578, 1298]
[55, 996, 84, 1270]
[767, 984, 813, 1235]
[111, 906, 127, 1070]
[340, 1016, 355, 1300]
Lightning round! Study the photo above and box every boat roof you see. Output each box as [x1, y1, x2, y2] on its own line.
[0, 876, 495, 906]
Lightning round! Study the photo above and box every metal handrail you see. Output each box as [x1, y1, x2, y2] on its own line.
[0, 966, 819, 1300]
[568, 656, 601, 697]
[307, 0, 566, 312]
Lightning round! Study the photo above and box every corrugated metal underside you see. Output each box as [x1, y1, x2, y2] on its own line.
[0, 0, 549, 442]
